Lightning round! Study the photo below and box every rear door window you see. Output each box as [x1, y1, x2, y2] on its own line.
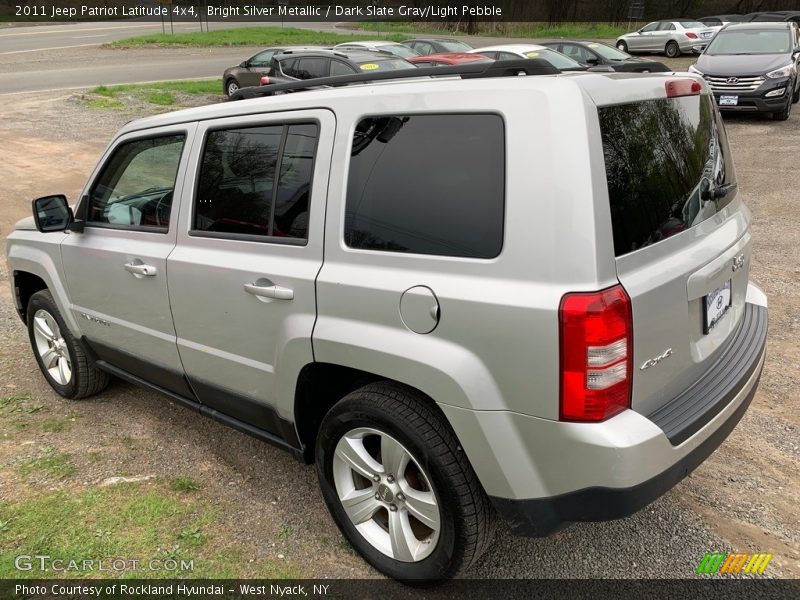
[598, 94, 735, 256]
[345, 114, 505, 258]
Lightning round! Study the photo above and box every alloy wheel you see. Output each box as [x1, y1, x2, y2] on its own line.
[32, 309, 72, 385]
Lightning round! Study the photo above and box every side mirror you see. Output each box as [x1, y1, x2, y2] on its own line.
[585, 56, 600, 65]
[32, 194, 73, 233]
[240, 60, 248, 68]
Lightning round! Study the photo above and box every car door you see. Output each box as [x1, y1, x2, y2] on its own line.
[166, 110, 335, 437]
[241, 49, 278, 86]
[60, 124, 196, 396]
[631, 21, 659, 51]
[653, 21, 676, 50]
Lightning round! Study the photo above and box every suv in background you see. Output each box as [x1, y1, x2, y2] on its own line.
[402, 38, 473, 55]
[689, 21, 800, 120]
[260, 49, 415, 89]
[8, 64, 768, 582]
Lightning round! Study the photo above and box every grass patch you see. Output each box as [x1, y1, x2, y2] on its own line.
[86, 97, 125, 110]
[109, 26, 405, 48]
[170, 476, 200, 493]
[18, 451, 76, 479]
[0, 483, 302, 578]
[358, 21, 629, 40]
[84, 80, 222, 110]
[42, 417, 72, 433]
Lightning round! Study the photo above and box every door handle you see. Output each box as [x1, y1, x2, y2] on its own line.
[244, 281, 294, 301]
[124, 262, 157, 277]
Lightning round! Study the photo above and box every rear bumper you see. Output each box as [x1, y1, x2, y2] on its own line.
[488, 301, 767, 536]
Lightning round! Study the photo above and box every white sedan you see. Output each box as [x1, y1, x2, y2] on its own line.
[615, 20, 717, 57]
[467, 44, 585, 70]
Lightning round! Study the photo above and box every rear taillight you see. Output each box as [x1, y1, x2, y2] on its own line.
[559, 285, 632, 422]
[685, 32, 699, 39]
[260, 76, 270, 85]
[665, 79, 702, 97]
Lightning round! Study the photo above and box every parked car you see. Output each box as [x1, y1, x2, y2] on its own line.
[616, 20, 716, 57]
[255, 49, 416, 92]
[540, 40, 670, 72]
[402, 38, 473, 55]
[468, 44, 586, 70]
[333, 40, 419, 59]
[9, 64, 768, 582]
[407, 52, 492, 67]
[744, 11, 800, 24]
[222, 46, 327, 97]
[688, 21, 800, 120]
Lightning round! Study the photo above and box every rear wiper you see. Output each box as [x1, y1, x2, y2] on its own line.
[702, 182, 738, 202]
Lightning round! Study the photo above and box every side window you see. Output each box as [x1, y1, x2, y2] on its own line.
[295, 58, 328, 79]
[279, 58, 299, 78]
[498, 51, 519, 60]
[416, 42, 434, 55]
[641, 22, 659, 32]
[249, 50, 275, 67]
[88, 134, 185, 230]
[330, 60, 357, 76]
[345, 114, 505, 258]
[562, 44, 588, 61]
[194, 123, 318, 241]
[658, 22, 676, 31]
[479, 51, 498, 59]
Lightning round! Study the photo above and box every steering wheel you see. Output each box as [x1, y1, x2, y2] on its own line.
[153, 191, 172, 227]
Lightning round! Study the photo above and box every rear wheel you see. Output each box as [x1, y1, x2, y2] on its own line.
[225, 78, 240, 97]
[665, 41, 680, 58]
[315, 382, 495, 581]
[27, 290, 109, 399]
[616, 40, 628, 52]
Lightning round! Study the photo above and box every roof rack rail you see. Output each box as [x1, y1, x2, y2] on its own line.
[229, 59, 560, 101]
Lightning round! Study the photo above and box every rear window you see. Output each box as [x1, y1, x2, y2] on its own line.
[345, 114, 504, 258]
[599, 95, 735, 257]
[356, 58, 415, 72]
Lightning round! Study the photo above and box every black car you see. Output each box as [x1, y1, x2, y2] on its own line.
[689, 22, 800, 120]
[539, 40, 670, 72]
[696, 15, 747, 27]
[402, 38, 473, 55]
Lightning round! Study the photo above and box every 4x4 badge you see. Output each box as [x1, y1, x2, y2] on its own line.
[732, 253, 745, 272]
[640, 348, 673, 371]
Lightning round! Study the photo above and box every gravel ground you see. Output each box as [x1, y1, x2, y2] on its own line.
[0, 49, 798, 580]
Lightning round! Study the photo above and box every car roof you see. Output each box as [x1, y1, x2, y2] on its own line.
[334, 41, 401, 47]
[409, 52, 490, 62]
[540, 40, 614, 47]
[274, 49, 401, 61]
[470, 44, 547, 52]
[403, 38, 465, 42]
[721, 21, 793, 30]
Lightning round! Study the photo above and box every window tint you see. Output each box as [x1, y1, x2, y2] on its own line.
[345, 114, 504, 258]
[194, 123, 317, 241]
[294, 57, 328, 79]
[598, 95, 735, 257]
[249, 50, 276, 67]
[88, 135, 185, 230]
[330, 60, 356, 76]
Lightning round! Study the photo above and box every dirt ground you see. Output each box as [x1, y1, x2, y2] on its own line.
[0, 74, 798, 579]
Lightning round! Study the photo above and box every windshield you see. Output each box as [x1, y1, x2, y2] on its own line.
[439, 40, 473, 52]
[705, 30, 791, 54]
[679, 21, 706, 28]
[357, 58, 416, 72]
[380, 44, 418, 58]
[589, 43, 631, 60]
[525, 48, 582, 69]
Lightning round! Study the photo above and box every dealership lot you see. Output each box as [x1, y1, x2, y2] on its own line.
[0, 43, 798, 577]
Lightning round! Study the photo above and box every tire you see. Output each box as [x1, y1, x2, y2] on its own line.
[616, 40, 628, 52]
[315, 382, 495, 582]
[225, 78, 240, 97]
[27, 290, 110, 400]
[665, 41, 680, 58]
[792, 80, 799, 104]
[772, 99, 792, 121]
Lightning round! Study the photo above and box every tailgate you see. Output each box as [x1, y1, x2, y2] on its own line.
[597, 90, 751, 417]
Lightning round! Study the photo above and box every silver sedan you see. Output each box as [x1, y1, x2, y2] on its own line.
[616, 20, 717, 57]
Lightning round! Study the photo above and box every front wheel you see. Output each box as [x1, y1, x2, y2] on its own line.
[772, 100, 792, 121]
[616, 40, 628, 52]
[315, 382, 495, 581]
[792, 79, 799, 103]
[27, 290, 109, 399]
[665, 41, 680, 58]
[225, 78, 240, 97]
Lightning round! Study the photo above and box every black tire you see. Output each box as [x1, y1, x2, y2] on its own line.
[792, 80, 799, 104]
[27, 290, 110, 399]
[772, 99, 792, 121]
[225, 78, 240, 97]
[616, 40, 628, 52]
[665, 41, 680, 58]
[315, 382, 495, 582]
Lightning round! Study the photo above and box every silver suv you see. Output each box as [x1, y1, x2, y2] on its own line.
[7, 64, 768, 582]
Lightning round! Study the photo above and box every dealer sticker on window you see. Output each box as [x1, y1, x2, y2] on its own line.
[360, 63, 379, 71]
[704, 280, 731, 333]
